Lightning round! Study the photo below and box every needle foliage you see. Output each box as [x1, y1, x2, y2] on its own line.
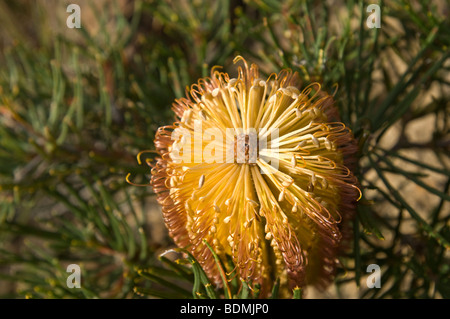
[0, 0, 449, 299]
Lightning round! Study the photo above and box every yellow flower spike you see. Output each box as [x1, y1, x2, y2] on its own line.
[148, 57, 360, 296]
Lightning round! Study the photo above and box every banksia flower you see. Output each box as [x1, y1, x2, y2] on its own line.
[149, 56, 360, 295]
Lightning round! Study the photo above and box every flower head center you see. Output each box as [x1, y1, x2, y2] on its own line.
[235, 132, 258, 164]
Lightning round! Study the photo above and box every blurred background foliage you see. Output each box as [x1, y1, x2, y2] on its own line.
[0, 0, 449, 299]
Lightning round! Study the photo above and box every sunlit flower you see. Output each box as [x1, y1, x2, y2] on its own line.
[150, 56, 360, 294]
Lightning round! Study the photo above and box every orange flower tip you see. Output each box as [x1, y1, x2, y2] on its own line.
[198, 174, 205, 189]
[288, 86, 300, 97]
[297, 140, 307, 148]
[181, 109, 192, 124]
[268, 94, 277, 105]
[278, 190, 285, 202]
[246, 198, 259, 207]
[212, 88, 220, 97]
[355, 185, 363, 201]
[324, 138, 332, 151]
[311, 172, 317, 186]
[311, 135, 320, 148]
[136, 149, 157, 165]
[199, 110, 207, 121]
[312, 107, 320, 117]
[281, 181, 291, 188]
[233, 55, 246, 65]
[291, 154, 297, 167]
[125, 173, 150, 187]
